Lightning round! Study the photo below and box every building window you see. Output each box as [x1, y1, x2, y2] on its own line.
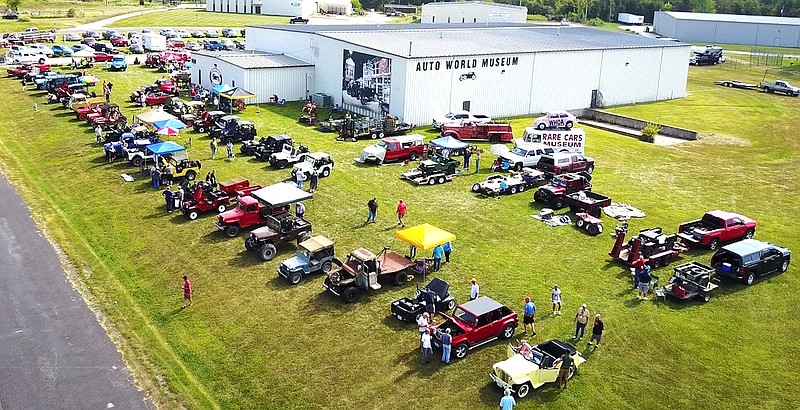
[432, 16, 435, 23]
[462, 17, 465, 23]
[473, 18, 476, 23]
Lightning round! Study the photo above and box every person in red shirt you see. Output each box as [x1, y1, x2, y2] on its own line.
[181, 275, 192, 309]
[396, 199, 407, 227]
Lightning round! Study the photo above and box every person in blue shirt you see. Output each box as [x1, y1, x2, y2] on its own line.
[432, 244, 444, 272]
[499, 389, 516, 410]
[443, 241, 453, 264]
[523, 296, 537, 335]
[440, 328, 452, 364]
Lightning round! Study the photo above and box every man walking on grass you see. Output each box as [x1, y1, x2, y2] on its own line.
[366, 197, 378, 223]
[396, 199, 407, 227]
[181, 275, 192, 309]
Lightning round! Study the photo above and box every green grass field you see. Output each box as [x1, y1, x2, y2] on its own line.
[1, 6, 145, 31]
[110, 9, 295, 28]
[0, 61, 798, 409]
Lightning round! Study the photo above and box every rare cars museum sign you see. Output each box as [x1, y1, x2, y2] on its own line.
[415, 55, 519, 72]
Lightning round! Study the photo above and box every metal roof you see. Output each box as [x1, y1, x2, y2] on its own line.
[423, 1, 527, 11]
[249, 24, 687, 58]
[193, 50, 313, 69]
[661, 11, 800, 25]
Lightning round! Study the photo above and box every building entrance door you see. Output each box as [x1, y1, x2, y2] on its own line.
[462, 101, 470, 111]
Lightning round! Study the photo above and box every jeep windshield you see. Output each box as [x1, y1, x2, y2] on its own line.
[551, 176, 569, 188]
[452, 307, 476, 326]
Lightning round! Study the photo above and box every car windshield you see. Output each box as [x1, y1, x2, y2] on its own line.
[444, 112, 456, 119]
[237, 203, 246, 212]
[511, 147, 528, 156]
[452, 307, 476, 326]
[376, 140, 388, 149]
[304, 156, 316, 165]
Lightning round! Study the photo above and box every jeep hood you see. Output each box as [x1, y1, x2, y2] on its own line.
[219, 207, 244, 223]
[281, 253, 309, 271]
[540, 185, 563, 195]
[360, 144, 386, 162]
[493, 354, 540, 379]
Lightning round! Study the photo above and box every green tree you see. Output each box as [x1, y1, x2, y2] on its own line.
[661, 2, 673, 10]
[351, 0, 362, 9]
[557, 0, 596, 20]
[689, 0, 715, 12]
[6, 0, 22, 11]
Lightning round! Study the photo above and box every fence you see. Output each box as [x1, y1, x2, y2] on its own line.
[749, 48, 784, 67]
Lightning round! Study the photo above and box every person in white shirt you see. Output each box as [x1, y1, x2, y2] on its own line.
[470, 278, 479, 300]
[552, 285, 562, 316]
[420, 328, 433, 364]
[417, 312, 429, 339]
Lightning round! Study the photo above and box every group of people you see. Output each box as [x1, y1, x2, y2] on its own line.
[208, 137, 236, 161]
[294, 169, 319, 193]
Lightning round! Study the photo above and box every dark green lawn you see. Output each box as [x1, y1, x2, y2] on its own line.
[0, 61, 797, 409]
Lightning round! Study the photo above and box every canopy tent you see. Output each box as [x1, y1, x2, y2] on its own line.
[429, 136, 469, 150]
[394, 224, 456, 251]
[212, 84, 234, 95]
[157, 126, 180, 136]
[71, 50, 95, 58]
[137, 109, 177, 125]
[220, 87, 257, 100]
[145, 141, 186, 156]
[250, 182, 312, 207]
[153, 118, 187, 130]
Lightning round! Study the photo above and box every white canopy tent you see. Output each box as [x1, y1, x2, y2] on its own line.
[250, 182, 312, 207]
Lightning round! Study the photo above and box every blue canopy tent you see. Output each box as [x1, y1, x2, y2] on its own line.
[153, 118, 187, 130]
[429, 136, 469, 150]
[212, 84, 234, 95]
[146, 141, 186, 156]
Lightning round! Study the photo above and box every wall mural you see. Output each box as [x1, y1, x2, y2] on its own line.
[342, 50, 391, 116]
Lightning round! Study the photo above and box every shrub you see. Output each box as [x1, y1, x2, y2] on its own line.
[66, 8, 76, 17]
[640, 123, 661, 143]
[139, 0, 145, 4]
[586, 17, 605, 26]
[18, 16, 30, 22]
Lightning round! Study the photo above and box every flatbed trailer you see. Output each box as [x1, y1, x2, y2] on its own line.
[661, 261, 719, 303]
[565, 190, 611, 218]
[401, 169, 457, 185]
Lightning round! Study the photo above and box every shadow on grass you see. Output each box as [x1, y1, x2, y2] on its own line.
[228, 249, 265, 268]
[381, 314, 412, 332]
[54, 111, 74, 118]
[394, 347, 440, 380]
[200, 229, 235, 245]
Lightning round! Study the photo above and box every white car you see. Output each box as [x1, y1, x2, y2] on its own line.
[533, 110, 576, 130]
[176, 29, 191, 38]
[185, 41, 201, 51]
[205, 30, 220, 38]
[7, 50, 45, 64]
[159, 28, 175, 36]
[64, 32, 81, 41]
[491, 143, 555, 171]
[28, 44, 53, 56]
[432, 111, 492, 129]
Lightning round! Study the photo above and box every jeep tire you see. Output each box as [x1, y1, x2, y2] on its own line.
[289, 272, 302, 285]
[565, 121, 573, 130]
[217, 204, 227, 213]
[321, 167, 331, 177]
[454, 343, 468, 359]
[186, 170, 197, 181]
[342, 286, 359, 303]
[553, 198, 565, 209]
[225, 225, 240, 237]
[132, 157, 143, 167]
[321, 261, 332, 273]
[409, 152, 418, 161]
[259, 243, 277, 261]
[709, 239, 719, 251]
[187, 210, 199, 220]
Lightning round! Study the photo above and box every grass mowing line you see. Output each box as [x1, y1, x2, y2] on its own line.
[0, 134, 220, 410]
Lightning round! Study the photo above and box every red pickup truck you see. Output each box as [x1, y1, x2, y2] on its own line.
[430, 296, 518, 360]
[533, 172, 592, 209]
[214, 196, 288, 237]
[677, 210, 756, 250]
[441, 121, 513, 143]
[535, 152, 594, 175]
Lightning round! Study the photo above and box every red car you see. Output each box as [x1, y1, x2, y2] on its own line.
[145, 52, 163, 68]
[167, 39, 185, 49]
[441, 121, 514, 143]
[677, 210, 757, 251]
[109, 35, 129, 47]
[430, 296, 518, 360]
[145, 92, 172, 106]
[154, 78, 179, 95]
[93, 52, 114, 62]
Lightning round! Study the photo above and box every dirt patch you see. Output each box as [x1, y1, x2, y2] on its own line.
[696, 133, 752, 147]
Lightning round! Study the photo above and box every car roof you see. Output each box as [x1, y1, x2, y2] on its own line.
[300, 235, 334, 252]
[546, 110, 571, 115]
[308, 152, 329, 159]
[459, 296, 503, 316]
[238, 120, 254, 125]
[269, 134, 291, 141]
[386, 133, 423, 144]
[514, 142, 552, 151]
[720, 239, 773, 255]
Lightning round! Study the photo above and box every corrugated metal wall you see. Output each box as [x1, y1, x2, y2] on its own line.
[420, 4, 527, 24]
[245, 66, 314, 103]
[245, 28, 317, 64]
[191, 54, 246, 90]
[654, 12, 800, 47]
[528, 51, 603, 112]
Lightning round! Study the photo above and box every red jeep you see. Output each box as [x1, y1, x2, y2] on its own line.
[677, 210, 756, 250]
[430, 296, 518, 360]
[533, 172, 592, 209]
[535, 152, 595, 176]
[441, 121, 513, 143]
[154, 78, 179, 95]
[145, 52, 163, 68]
[213, 183, 307, 237]
[181, 182, 231, 220]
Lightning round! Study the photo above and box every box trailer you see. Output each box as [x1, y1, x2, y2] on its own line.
[618, 13, 644, 24]
[142, 33, 167, 52]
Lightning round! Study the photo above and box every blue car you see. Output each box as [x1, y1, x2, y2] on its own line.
[52, 44, 73, 56]
[203, 40, 224, 51]
[109, 56, 127, 72]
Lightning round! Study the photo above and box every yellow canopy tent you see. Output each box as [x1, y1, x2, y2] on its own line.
[220, 87, 257, 113]
[394, 223, 456, 251]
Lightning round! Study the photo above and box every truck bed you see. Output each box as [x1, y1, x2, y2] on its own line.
[566, 191, 611, 207]
[378, 251, 415, 275]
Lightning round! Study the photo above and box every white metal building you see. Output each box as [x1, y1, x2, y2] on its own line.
[241, 23, 690, 125]
[190, 51, 314, 103]
[205, 0, 351, 18]
[653, 11, 800, 47]
[421, 1, 528, 24]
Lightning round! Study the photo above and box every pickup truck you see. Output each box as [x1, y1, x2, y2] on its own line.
[677, 210, 756, 251]
[533, 172, 592, 209]
[20, 28, 56, 44]
[535, 152, 594, 176]
[758, 80, 800, 96]
[441, 121, 513, 143]
[432, 111, 492, 129]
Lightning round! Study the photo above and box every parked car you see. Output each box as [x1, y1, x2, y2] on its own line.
[322, 247, 414, 302]
[81, 37, 98, 46]
[168, 38, 185, 49]
[51, 44, 73, 56]
[191, 30, 205, 38]
[533, 172, 592, 209]
[176, 29, 191, 38]
[222, 28, 238, 37]
[91, 42, 117, 54]
[159, 28, 175, 37]
[220, 39, 235, 50]
[127, 31, 140, 39]
[83, 30, 101, 39]
[3, 12, 19, 19]
[63, 32, 81, 41]
[491, 143, 555, 171]
[677, 210, 756, 251]
[205, 30, 220, 38]
[442, 121, 513, 143]
[489, 339, 585, 399]
[27, 44, 52, 57]
[71, 44, 93, 53]
[711, 239, 791, 285]
[535, 152, 594, 175]
[92, 52, 114, 62]
[291, 152, 335, 179]
[534, 110, 577, 130]
[758, 80, 800, 96]
[244, 214, 313, 261]
[356, 134, 425, 164]
[233, 40, 245, 50]
[109, 56, 127, 71]
[432, 110, 491, 129]
[277, 235, 336, 285]
[430, 296, 518, 360]
[204, 40, 224, 51]
[110, 35, 129, 47]
[129, 44, 144, 54]
[185, 41, 201, 51]
[102, 30, 120, 40]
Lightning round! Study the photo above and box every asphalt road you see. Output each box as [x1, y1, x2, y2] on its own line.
[0, 174, 150, 409]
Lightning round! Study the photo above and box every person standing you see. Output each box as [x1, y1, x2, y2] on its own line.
[396, 199, 407, 227]
[309, 170, 319, 193]
[499, 389, 516, 410]
[574, 304, 590, 339]
[551, 285, 562, 316]
[163, 188, 174, 213]
[637, 265, 652, 300]
[150, 165, 160, 189]
[226, 140, 234, 161]
[140, 92, 147, 107]
[95, 125, 103, 144]
[432, 244, 444, 272]
[587, 314, 604, 349]
[420, 328, 433, 364]
[441, 328, 452, 364]
[443, 241, 452, 263]
[417, 312, 429, 340]
[21, 78, 26, 92]
[181, 275, 192, 309]
[463, 149, 472, 170]
[295, 171, 305, 190]
[523, 296, 537, 335]
[470, 278, 479, 300]
[209, 137, 218, 160]
[295, 202, 305, 219]
[366, 197, 378, 223]
[556, 351, 574, 389]
[474, 150, 481, 174]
